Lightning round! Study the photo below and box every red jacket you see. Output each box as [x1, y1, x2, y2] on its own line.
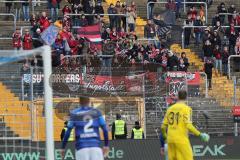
[110, 31, 118, 41]
[12, 32, 21, 48]
[39, 16, 50, 31]
[23, 34, 32, 50]
[62, 6, 71, 15]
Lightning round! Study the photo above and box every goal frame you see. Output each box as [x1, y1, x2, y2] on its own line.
[0, 45, 54, 160]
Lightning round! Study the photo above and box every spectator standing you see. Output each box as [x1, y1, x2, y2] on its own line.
[228, 24, 237, 55]
[112, 113, 127, 140]
[213, 45, 222, 75]
[48, 0, 60, 21]
[115, 1, 122, 30]
[22, 0, 30, 21]
[148, 0, 156, 19]
[108, 3, 117, 29]
[193, 16, 203, 46]
[212, 30, 221, 48]
[175, 0, 182, 20]
[144, 19, 156, 45]
[221, 35, 229, 50]
[203, 40, 213, 59]
[228, 5, 236, 24]
[78, 14, 88, 27]
[167, 51, 178, 71]
[235, 33, 240, 55]
[121, 2, 127, 31]
[222, 46, 229, 76]
[22, 29, 33, 50]
[12, 28, 22, 50]
[5, 0, 12, 16]
[62, 5, 71, 15]
[184, 14, 193, 47]
[85, 1, 95, 25]
[217, 2, 227, 25]
[131, 121, 144, 139]
[199, 5, 206, 25]
[204, 58, 214, 90]
[212, 13, 221, 27]
[69, 0, 82, 26]
[165, 0, 176, 25]
[95, 2, 104, 15]
[126, 6, 137, 32]
[178, 52, 189, 72]
[14, 1, 22, 21]
[39, 12, 50, 32]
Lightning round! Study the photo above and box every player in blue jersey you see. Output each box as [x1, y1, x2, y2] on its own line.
[61, 96, 109, 160]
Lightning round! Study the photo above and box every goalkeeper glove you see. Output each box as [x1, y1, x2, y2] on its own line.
[199, 133, 210, 142]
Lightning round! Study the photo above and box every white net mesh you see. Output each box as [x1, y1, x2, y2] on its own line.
[0, 46, 53, 159]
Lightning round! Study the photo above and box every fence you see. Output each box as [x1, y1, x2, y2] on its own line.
[66, 13, 129, 31]
[0, 13, 16, 39]
[147, 1, 208, 23]
[0, 1, 48, 14]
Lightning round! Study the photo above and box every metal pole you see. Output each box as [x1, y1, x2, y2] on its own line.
[30, 67, 34, 140]
[182, 27, 185, 49]
[233, 76, 238, 136]
[32, 0, 35, 15]
[183, 0, 186, 13]
[199, 72, 208, 98]
[21, 77, 24, 101]
[142, 74, 146, 137]
[42, 46, 54, 160]
[205, 3, 208, 24]
[147, 2, 149, 19]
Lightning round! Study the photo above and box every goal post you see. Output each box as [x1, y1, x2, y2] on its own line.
[0, 45, 54, 160]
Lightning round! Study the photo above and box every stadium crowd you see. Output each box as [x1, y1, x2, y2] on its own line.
[10, 0, 190, 73]
[184, 3, 240, 77]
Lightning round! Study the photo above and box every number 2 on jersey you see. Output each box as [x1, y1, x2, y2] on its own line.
[168, 112, 180, 125]
[83, 115, 94, 133]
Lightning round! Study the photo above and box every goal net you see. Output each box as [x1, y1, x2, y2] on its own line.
[0, 46, 54, 160]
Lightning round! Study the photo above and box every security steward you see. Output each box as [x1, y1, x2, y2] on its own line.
[131, 121, 144, 139]
[112, 113, 127, 139]
[61, 121, 74, 141]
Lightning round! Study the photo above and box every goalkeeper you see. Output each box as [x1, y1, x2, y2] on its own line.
[161, 90, 210, 160]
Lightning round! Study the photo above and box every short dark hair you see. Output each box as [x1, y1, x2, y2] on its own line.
[178, 90, 187, 100]
[79, 96, 90, 106]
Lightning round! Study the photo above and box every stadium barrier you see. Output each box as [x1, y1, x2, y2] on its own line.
[147, 1, 208, 23]
[181, 25, 240, 49]
[0, 137, 240, 159]
[0, 13, 16, 39]
[0, 1, 48, 14]
[228, 55, 240, 79]
[66, 13, 129, 31]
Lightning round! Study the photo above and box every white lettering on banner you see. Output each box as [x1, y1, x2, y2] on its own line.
[65, 74, 80, 83]
[84, 81, 125, 92]
[193, 145, 226, 156]
[23, 74, 81, 84]
[167, 72, 196, 80]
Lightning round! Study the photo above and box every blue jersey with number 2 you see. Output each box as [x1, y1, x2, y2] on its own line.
[62, 106, 108, 150]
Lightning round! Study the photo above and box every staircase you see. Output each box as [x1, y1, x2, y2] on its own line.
[171, 44, 240, 107]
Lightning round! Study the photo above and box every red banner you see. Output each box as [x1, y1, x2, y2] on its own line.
[232, 106, 240, 116]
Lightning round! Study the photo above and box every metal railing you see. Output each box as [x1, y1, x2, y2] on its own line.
[181, 25, 240, 49]
[228, 55, 240, 79]
[66, 13, 129, 31]
[200, 72, 208, 98]
[0, 13, 16, 38]
[147, 2, 208, 23]
[0, 1, 48, 14]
